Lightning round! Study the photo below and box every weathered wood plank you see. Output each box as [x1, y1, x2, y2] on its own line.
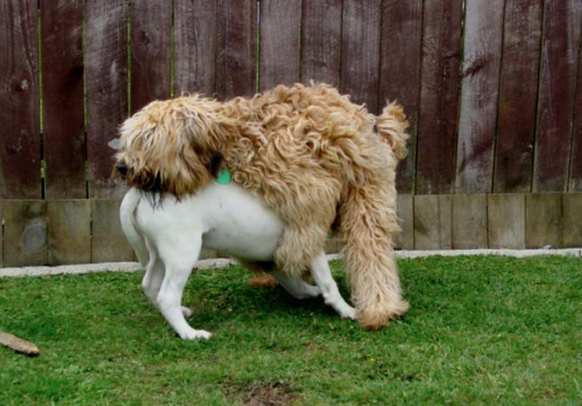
[259, 0, 301, 91]
[455, 0, 505, 194]
[48, 200, 91, 265]
[562, 193, 582, 247]
[340, 0, 382, 112]
[494, 0, 544, 193]
[395, 194, 413, 250]
[41, 0, 86, 199]
[525, 194, 562, 248]
[215, 0, 257, 100]
[534, 0, 582, 192]
[130, 0, 172, 113]
[452, 194, 488, 249]
[173, 0, 217, 96]
[379, 0, 423, 193]
[416, 0, 464, 194]
[487, 194, 526, 249]
[0, 200, 3, 268]
[570, 64, 582, 191]
[86, 0, 129, 198]
[91, 199, 134, 263]
[413, 195, 452, 250]
[300, 0, 343, 87]
[3, 200, 47, 267]
[0, 0, 40, 199]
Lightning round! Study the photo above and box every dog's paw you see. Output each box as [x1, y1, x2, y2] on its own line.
[337, 304, 357, 320]
[181, 306, 193, 318]
[178, 327, 213, 340]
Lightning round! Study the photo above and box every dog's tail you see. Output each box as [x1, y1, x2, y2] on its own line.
[376, 102, 409, 161]
[120, 188, 149, 268]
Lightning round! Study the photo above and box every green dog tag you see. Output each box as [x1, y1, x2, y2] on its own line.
[217, 169, 231, 185]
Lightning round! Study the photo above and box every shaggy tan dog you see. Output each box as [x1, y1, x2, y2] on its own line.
[115, 83, 409, 329]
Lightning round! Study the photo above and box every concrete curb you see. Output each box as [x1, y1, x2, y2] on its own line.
[1, 249, 581, 278]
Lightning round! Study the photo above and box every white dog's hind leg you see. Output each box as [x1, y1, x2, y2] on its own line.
[142, 244, 192, 317]
[269, 270, 321, 299]
[309, 252, 356, 320]
[156, 237, 211, 340]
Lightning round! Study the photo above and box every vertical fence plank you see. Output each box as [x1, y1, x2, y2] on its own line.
[534, 1, 582, 192]
[259, 0, 301, 91]
[416, 0, 464, 195]
[570, 57, 582, 191]
[0, 200, 3, 268]
[215, 0, 257, 100]
[413, 195, 452, 250]
[130, 0, 172, 113]
[487, 194, 525, 249]
[300, 0, 342, 87]
[494, 0, 544, 193]
[379, 0, 422, 193]
[395, 195, 413, 250]
[563, 193, 582, 247]
[173, 0, 216, 96]
[91, 199, 134, 263]
[48, 200, 91, 265]
[455, 0, 505, 194]
[340, 0, 382, 112]
[86, 0, 128, 198]
[526, 194, 562, 248]
[41, 0, 85, 199]
[0, 0, 40, 199]
[3, 201, 47, 267]
[452, 194, 488, 249]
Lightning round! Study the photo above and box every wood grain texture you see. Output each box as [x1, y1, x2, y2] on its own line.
[416, 0, 464, 194]
[534, 0, 582, 192]
[395, 194, 413, 250]
[452, 194, 488, 249]
[300, 0, 342, 87]
[570, 55, 582, 191]
[91, 199, 134, 263]
[340, 0, 382, 112]
[455, 0, 505, 194]
[173, 0, 217, 96]
[215, 0, 257, 100]
[41, 0, 86, 199]
[413, 195, 452, 250]
[379, 0, 423, 193]
[525, 194, 562, 248]
[3, 200, 47, 267]
[0, 200, 3, 268]
[487, 194, 525, 249]
[494, 0, 544, 193]
[85, 0, 128, 198]
[0, 0, 41, 199]
[562, 193, 582, 247]
[130, 0, 172, 113]
[259, 0, 301, 91]
[48, 200, 91, 265]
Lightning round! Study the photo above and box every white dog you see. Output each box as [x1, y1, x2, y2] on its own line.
[120, 182, 356, 340]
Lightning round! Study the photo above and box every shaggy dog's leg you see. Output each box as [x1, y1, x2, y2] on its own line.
[156, 237, 211, 340]
[340, 182, 410, 330]
[309, 252, 356, 320]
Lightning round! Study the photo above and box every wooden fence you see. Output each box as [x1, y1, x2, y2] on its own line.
[1, 0, 582, 267]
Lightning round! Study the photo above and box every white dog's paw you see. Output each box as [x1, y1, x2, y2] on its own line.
[181, 306, 193, 317]
[178, 327, 213, 340]
[337, 304, 357, 320]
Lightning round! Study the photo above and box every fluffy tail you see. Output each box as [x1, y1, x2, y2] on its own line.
[120, 188, 149, 268]
[376, 102, 410, 161]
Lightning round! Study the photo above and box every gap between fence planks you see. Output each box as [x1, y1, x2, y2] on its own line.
[0, 329, 39, 356]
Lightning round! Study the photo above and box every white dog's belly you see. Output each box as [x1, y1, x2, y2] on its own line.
[136, 182, 284, 261]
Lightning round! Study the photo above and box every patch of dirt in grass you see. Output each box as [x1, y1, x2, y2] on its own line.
[232, 382, 297, 406]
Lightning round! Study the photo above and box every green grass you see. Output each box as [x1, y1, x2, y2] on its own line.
[1, 256, 581, 405]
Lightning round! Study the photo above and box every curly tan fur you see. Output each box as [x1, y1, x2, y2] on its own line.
[115, 83, 410, 329]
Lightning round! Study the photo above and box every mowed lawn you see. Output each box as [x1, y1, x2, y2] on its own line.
[0, 255, 581, 406]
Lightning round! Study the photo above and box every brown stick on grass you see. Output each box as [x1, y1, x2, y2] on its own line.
[0, 329, 40, 356]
